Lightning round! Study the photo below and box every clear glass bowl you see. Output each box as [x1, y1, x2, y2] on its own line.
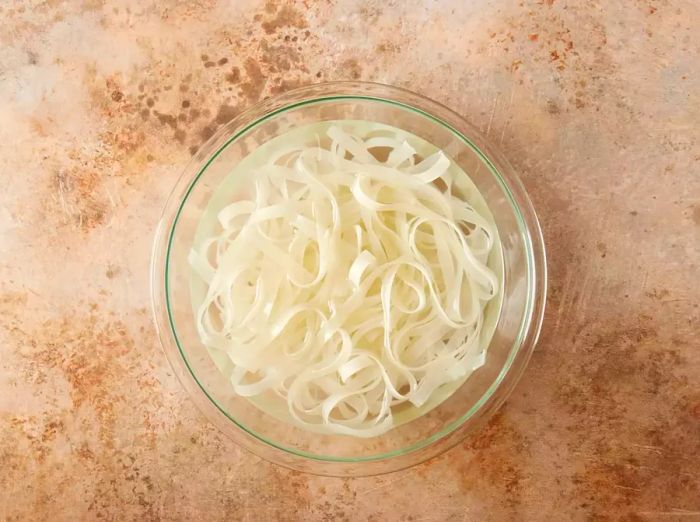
[151, 82, 546, 476]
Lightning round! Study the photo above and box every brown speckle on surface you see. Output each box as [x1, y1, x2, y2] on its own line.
[692, 204, 700, 225]
[153, 111, 178, 129]
[260, 3, 307, 35]
[239, 58, 267, 102]
[546, 99, 560, 114]
[174, 129, 187, 144]
[1, 0, 699, 519]
[199, 124, 216, 142]
[214, 104, 238, 125]
[596, 241, 607, 257]
[105, 265, 121, 279]
[341, 58, 362, 80]
[225, 66, 241, 84]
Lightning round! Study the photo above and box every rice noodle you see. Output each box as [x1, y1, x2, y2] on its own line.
[189, 125, 499, 437]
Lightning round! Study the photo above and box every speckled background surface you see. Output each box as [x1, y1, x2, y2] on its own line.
[1, 0, 699, 520]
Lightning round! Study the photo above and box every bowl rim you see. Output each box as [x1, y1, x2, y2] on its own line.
[151, 81, 547, 476]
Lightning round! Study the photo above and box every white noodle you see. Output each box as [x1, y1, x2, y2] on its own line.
[190, 125, 499, 437]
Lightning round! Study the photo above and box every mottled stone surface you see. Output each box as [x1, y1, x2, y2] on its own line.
[1, 0, 698, 520]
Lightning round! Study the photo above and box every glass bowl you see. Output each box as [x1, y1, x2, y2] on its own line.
[151, 81, 546, 477]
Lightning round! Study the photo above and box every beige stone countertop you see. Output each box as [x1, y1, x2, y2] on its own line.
[1, 0, 698, 520]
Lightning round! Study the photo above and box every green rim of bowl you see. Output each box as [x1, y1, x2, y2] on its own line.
[164, 94, 535, 463]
